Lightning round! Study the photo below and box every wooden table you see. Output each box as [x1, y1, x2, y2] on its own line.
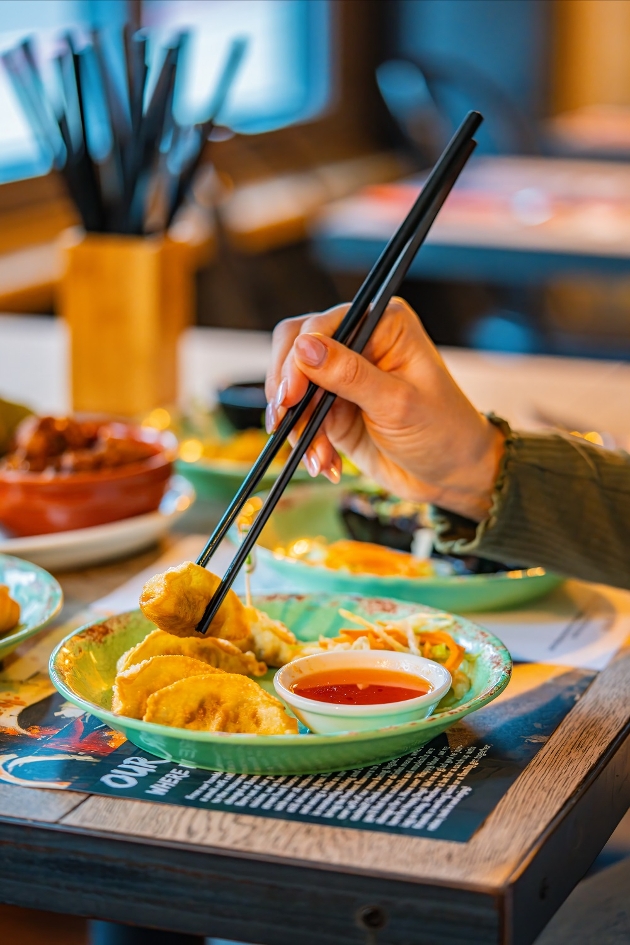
[2, 320, 630, 944]
[0, 536, 629, 945]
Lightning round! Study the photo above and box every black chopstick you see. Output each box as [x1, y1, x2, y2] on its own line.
[126, 36, 182, 233]
[91, 28, 128, 226]
[164, 36, 248, 228]
[194, 112, 482, 633]
[128, 28, 147, 139]
[195, 111, 482, 574]
[66, 34, 106, 231]
[3, 26, 241, 236]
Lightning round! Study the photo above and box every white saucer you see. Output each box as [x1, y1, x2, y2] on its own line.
[0, 475, 195, 571]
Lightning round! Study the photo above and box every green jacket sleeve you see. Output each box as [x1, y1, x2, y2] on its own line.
[430, 417, 630, 590]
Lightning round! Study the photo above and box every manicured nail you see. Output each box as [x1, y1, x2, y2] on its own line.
[273, 377, 288, 408]
[327, 463, 341, 484]
[295, 334, 326, 367]
[304, 451, 320, 477]
[265, 402, 277, 434]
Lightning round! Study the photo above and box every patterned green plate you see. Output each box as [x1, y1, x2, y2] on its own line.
[0, 553, 63, 659]
[256, 485, 563, 612]
[49, 594, 511, 775]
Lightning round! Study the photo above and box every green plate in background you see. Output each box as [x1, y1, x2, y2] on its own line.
[0, 553, 63, 659]
[175, 457, 312, 502]
[256, 485, 563, 613]
[173, 406, 313, 501]
[50, 593, 511, 775]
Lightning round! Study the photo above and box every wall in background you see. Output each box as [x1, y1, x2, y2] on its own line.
[553, 0, 630, 112]
[395, 0, 552, 153]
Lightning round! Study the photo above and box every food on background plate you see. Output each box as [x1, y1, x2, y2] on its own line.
[0, 584, 20, 634]
[2, 415, 157, 473]
[177, 427, 292, 468]
[199, 428, 291, 466]
[279, 537, 436, 578]
[112, 655, 223, 719]
[271, 483, 522, 579]
[143, 673, 298, 734]
[0, 414, 175, 537]
[175, 424, 357, 475]
[117, 628, 266, 676]
[326, 540, 434, 577]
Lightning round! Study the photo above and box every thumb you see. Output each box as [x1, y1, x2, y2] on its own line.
[293, 332, 402, 419]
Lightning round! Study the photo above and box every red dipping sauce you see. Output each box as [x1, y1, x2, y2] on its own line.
[291, 667, 431, 706]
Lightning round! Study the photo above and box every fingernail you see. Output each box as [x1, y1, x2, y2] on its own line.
[265, 402, 277, 434]
[327, 463, 341, 484]
[273, 377, 288, 408]
[295, 334, 326, 367]
[304, 451, 320, 477]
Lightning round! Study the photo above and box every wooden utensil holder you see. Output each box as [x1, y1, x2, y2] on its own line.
[58, 229, 194, 417]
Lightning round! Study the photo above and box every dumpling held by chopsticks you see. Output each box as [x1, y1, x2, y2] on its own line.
[139, 561, 252, 650]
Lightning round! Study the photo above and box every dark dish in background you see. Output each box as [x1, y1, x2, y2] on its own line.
[340, 482, 517, 576]
[216, 380, 267, 431]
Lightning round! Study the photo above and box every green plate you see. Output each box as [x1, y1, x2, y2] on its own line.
[175, 457, 313, 502]
[49, 593, 511, 775]
[0, 553, 63, 659]
[256, 485, 563, 612]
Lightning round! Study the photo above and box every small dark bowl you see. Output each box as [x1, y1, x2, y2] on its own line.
[217, 381, 267, 430]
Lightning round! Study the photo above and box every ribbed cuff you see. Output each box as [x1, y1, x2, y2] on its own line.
[430, 416, 630, 587]
[430, 413, 513, 556]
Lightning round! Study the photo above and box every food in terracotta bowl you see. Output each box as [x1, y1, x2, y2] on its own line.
[0, 415, 176, 536]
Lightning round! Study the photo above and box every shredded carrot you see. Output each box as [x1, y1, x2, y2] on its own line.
[416, 631, 465, 672]
[333, 609, 466, 674]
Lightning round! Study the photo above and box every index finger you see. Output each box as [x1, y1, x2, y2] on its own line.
[265, 304, 350, 404]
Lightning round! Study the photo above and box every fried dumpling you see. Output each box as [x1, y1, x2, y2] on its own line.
[244, 606, 299, 667]
[112, 655, 222, 719]
[139, 561, 252, 649]
[117, 629, 266, 677]
[143, 673, 298, 735]
[0, 584, 20, 635]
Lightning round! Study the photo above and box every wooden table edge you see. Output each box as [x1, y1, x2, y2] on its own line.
[48, 646, 630, 896]
[0, 815, 503, 945]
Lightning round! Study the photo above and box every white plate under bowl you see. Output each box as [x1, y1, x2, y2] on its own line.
[0, 475, 195, 571]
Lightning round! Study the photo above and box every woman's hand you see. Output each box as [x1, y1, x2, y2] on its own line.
[265, 298, 504, 522]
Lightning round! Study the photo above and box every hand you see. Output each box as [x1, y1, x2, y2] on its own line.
[265, 298, 504, 522]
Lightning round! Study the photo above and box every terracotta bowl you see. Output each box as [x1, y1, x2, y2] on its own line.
[0, 425, 176, 537]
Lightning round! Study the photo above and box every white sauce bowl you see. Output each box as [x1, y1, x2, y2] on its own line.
[274, 649, 452, 734]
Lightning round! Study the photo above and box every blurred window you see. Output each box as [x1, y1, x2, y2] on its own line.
[142, 0, 331, 134]
[0, 0, 330, 183]
[0, 0, 127, 181]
